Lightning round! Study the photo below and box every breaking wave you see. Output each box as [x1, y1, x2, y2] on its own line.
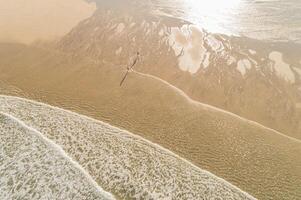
[0, 112, 113, 200]
[0, 95, 255, 199]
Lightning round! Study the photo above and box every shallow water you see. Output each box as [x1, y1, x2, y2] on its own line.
[149, 0, 301, 43]
[90, 0, 301, 43]
[0, 95, 254, 199]
[0, 112, 111, 200]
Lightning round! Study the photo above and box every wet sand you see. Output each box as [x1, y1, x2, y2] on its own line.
[0, 43, 301, 199]
[58, 8, 301, 139]
[0, 0, 96, 44]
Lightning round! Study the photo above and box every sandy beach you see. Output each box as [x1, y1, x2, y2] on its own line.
[0, 0, 301, 199]
[0, 41, 301, 199]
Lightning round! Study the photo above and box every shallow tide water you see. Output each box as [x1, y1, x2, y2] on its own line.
[0, 95, 254, 200]
[149, 0, 301, 43]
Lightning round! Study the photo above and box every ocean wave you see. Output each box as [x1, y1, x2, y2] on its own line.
[0, 112, 113, 200]
[0, 95, 255, 199]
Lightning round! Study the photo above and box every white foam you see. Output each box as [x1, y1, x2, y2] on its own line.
[168, 25, 206, 74]
[237, 59, 252, 76]
[269, 51, 295, 83]
[0, 95, 255, 200]
[0, 112, 114, 200]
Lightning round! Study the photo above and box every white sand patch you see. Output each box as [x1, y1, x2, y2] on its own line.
[115, 23, 125, 34]
[168, 25, 206, 74]
[269, 51, 295, 83]
[237, 59, 252, 76]
[0, 0, 96, 44]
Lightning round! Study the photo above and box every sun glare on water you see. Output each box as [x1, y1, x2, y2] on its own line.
[180, 0, 243, 34]
[186, 0, 241, 12]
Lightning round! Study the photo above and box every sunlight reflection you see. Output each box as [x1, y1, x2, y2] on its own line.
[182, 0, 243, 34]
[186, 0, 242, 12]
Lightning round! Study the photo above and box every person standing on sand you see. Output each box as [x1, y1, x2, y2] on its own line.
[120, 52, 140, 86]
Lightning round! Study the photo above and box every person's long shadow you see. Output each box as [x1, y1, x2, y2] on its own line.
[120, 52, 140, 86]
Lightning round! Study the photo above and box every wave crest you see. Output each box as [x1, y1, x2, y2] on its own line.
[0, 95, 254, 199]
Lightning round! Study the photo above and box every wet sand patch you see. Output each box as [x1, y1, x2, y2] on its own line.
[0, 0, 96, 44]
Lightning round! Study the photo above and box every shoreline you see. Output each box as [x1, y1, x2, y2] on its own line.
[0, 3, 300, 198]
[0, 95, 255, 199]
[0, 110, 115, 200]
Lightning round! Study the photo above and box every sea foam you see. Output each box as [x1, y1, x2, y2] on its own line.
[0, 95, 255, 199]
[0, 112, 113, 200]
